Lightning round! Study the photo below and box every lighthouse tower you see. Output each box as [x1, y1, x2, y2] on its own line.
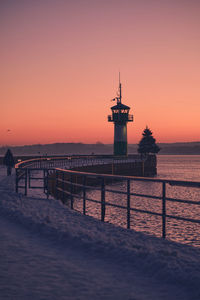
[108, 77, 133, 156]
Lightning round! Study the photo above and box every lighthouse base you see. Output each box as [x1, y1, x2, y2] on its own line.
[114, 141, 127, 156]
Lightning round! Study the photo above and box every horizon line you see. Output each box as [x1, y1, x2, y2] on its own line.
[1, 140, 200, 148]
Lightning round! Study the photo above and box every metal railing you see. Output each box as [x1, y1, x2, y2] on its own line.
[15, 155, 142, 194]
[108, 114, 133, 122]
[51, 168, 200, 239]
[15, 156, 200, 241]
[15, 155, 141, 170]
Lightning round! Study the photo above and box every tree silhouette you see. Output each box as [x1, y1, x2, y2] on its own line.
[138, 127, 160, 157]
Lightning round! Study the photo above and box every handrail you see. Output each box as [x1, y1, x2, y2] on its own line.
[15, 156, 200, 245]
[50, 168, 200, 240]
[50, 168, 200, 238]
[16, 156, 200, 187]
[15, 156, 72, 169]
[15, 154, 143, 170]
[55, 167, 200, 187]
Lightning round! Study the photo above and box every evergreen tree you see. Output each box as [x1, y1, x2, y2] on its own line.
[138, 126, 160, 156]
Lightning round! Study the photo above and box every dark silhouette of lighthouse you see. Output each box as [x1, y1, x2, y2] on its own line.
[108, 76, 133, 156]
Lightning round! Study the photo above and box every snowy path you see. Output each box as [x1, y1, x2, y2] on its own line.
[0, 166, 200, 300]
[1, 215, 189, 300]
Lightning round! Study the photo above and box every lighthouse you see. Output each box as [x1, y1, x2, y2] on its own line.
[108, 77, 133, 156]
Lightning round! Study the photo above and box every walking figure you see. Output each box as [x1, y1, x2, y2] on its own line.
[3, 149, 15, 176]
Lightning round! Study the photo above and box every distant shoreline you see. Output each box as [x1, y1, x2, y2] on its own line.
[0, 141, 200, 156]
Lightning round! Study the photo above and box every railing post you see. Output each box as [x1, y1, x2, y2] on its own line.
[70, 174, 74, 209]
[46, 170, 49, 199]
[101, 177, 105, 222]
[25, 169, 28, 196]
[83, 176, 86, 215]
[62, 172, 65, 203]
[28, 169, 31, 188]
[127, 179, 130, 229]
[43, 169, 46, 193]
[15, 168, 18, 193]
[55, 171, 58, 199]
[162, 182, 166, 239]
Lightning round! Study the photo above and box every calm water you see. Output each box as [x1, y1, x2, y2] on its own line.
[74, 155, 200, 247]
[157, 155, 200, 181]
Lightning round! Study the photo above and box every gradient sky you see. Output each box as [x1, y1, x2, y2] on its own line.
[1, 0, 200, 146]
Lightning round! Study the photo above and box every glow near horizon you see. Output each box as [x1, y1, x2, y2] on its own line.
[1, 0, 200, 146]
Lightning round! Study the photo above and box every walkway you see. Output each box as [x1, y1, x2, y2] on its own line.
[0, 166, 199, 299]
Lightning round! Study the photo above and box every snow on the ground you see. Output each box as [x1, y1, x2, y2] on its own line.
[0, 166, 200, 300]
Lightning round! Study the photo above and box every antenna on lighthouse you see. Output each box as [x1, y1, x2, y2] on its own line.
[118, 72, 122, 104]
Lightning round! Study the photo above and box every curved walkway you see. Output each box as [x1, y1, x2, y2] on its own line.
[0, 166, 199, 300]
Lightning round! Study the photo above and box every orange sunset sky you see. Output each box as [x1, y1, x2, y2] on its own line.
[1, 0, 200, 146]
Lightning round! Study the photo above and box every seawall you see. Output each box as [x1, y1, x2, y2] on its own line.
[72, 155, 157, 177]
[48, 155, 157, 201]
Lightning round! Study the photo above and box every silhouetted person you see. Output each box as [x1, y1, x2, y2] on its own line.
[3, 149, 15, 176]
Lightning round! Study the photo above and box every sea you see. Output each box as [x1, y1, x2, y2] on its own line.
[73, 155, 200, 247]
